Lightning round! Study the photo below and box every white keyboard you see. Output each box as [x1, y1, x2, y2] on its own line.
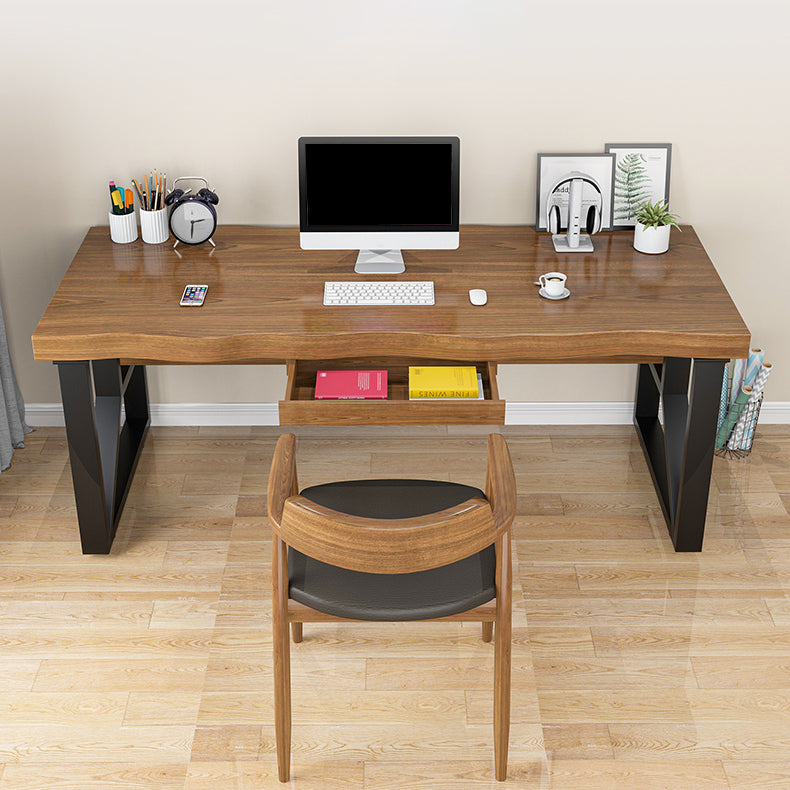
[323, 280, 435, 306]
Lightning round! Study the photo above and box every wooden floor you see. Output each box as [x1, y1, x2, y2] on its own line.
[1, 424, 789, 789]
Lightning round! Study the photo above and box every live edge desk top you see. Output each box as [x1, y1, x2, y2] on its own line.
[33, 225, 750, 554]
[33, 224, 749, 365]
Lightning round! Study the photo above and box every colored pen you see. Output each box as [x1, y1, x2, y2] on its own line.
[132, 179, 144, 208]
[109, 182, 119, 214]
[134, 171, 170, 211]
[111, 189, 123, 214]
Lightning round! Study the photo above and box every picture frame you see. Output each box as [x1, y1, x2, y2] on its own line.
[604, 143, 672, 229]
[535, 153, 615, 232]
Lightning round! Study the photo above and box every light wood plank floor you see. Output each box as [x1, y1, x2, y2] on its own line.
[0, 424, 789, 789]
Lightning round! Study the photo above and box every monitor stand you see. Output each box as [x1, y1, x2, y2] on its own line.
[355, 249, 405, 274]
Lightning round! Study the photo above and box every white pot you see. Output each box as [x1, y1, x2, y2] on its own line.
[633, 222, 671, 254]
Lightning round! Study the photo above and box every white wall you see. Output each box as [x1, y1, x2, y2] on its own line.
[2, 0, 789, 409]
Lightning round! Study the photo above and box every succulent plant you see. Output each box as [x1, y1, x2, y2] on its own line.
[635, 199, 681, 230]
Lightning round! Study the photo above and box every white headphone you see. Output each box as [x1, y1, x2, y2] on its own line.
[546, 171, 603, 235]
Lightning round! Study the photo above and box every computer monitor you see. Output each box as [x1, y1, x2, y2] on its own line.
[298, 136, 460, 274]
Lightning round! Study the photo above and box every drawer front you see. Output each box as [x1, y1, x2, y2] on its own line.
[279, 360, 504, 426]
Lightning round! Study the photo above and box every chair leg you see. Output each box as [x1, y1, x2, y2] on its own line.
[272, 538, 292, 782]
[494, 532, 512, 781]
[292, 622, 303, 643]
[482, 621, 494, 643]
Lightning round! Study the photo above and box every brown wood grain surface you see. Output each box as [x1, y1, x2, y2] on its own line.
[280, 496, 496, 574]
[32, 225, 750, 363]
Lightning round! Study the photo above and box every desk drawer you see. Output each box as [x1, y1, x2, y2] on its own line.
[279, 359, 504, 426]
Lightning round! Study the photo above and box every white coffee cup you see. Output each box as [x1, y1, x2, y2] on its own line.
[539, 271, 567, 297]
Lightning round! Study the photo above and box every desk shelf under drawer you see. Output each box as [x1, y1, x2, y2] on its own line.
[279, 358, 505, 426]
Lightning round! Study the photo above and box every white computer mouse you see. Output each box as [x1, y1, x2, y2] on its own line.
[469, 288, 487, 306]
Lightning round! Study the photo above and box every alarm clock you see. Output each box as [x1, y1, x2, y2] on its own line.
[165, 176, 219, 247]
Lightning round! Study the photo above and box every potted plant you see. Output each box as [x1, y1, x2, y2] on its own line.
[633, 199, 681, 254]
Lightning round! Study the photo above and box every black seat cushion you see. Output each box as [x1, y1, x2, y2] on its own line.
[288, 479, 496, 621]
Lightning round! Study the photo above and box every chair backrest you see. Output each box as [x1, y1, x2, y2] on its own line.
[268, 433, 516, 575]
[280, 494, 495, 574]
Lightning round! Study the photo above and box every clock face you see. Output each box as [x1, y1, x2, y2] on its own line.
[169, 200, 217, 244]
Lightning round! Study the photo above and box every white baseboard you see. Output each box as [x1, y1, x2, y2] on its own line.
[24, 400, 790, 427]
[761, 401, 790, 423]
[25, 404, 66, 427]
[148, 402, 281, 426]
[505, 402, 633, 425]
[23, 402, 281, 427]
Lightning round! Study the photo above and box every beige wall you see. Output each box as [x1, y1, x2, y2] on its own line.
[2, 1, 788, 408]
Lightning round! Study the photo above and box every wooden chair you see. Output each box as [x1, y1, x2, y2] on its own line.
[267, 432, 516, 782]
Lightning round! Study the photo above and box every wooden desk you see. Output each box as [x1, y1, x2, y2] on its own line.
[33, 225, 750, 553]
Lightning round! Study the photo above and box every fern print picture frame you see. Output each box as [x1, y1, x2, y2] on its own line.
[604, 143, 672, 229]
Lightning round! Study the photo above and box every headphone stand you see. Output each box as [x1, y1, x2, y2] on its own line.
[553, 177, 594, 253]
[546, 172, 601, 253]
[552, 234, 593, 252]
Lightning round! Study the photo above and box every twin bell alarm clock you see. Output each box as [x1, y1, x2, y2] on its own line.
[165, 176, 219, 247]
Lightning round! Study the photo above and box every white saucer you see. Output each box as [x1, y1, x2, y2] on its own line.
[539, 287, 570, 301]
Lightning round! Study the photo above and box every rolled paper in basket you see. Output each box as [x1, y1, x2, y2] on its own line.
[743, 348, 764, 388]
[727, 395, 758, 451]
[749, 361, 773, 401]
[729, 357, 747, 406]
[716, 384, 752, 449]
[736, 362, 773, 450]
[716, 362, 730, 432]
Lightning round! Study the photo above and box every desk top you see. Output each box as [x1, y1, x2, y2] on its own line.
[32, 225, 750, 364]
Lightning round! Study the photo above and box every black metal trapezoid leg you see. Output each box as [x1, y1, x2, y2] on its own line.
[57, 360, 150, 554]
[633, 357, 726, 552]
[673, 359, 727, 551]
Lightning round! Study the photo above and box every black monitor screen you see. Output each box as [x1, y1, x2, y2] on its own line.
[299, 137, 460, 232]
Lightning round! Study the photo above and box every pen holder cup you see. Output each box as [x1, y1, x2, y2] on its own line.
[715, 374, 764, 460]
[108, 211, 138, 244]
[140, 208, 169, 244]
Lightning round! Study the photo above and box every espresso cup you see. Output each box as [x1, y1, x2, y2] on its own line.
[539, 271, 567, 296]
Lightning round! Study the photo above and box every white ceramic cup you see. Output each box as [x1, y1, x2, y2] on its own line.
[539, 271, 567, 297]
[108, 211, 138, 244]
[140, 208, 169, 244]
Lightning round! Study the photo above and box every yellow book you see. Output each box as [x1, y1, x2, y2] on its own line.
[409, 366, 479, 399]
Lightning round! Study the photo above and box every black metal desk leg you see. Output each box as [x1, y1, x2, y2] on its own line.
[634, 358, 726, 552]
[673, 358, 727, 550]
[56, 360, 150, 554]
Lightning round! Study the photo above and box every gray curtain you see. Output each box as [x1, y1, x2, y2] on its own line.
[0, 298, 31, 471]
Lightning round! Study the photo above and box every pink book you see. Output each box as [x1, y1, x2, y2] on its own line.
[314, 370, 388, 399]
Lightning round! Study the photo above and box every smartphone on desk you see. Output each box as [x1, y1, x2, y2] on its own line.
[180, 284, 208, 306]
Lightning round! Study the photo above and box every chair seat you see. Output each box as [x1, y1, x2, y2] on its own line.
[288, 479, 496, 621]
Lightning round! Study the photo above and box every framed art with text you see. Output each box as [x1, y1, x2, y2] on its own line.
[605, 143, 672, 229]
[535, 153, 615, 232]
